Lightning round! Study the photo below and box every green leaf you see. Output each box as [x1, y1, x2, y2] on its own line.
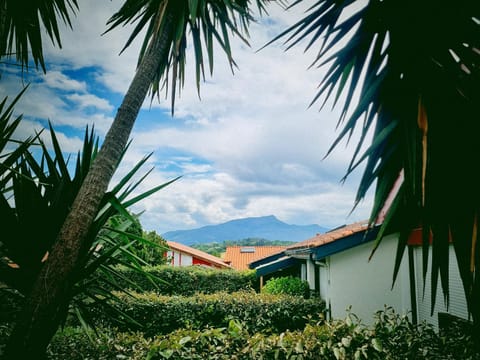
[0, 0, 78, 71]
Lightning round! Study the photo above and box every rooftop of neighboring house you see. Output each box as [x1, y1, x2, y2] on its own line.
[286, 220, 370, 251]
[223, 246, 287, 270]
[167, 241, 230, 268]
[249, 220, 377, 275]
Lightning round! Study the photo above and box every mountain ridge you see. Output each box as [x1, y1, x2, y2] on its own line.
[162, 215, 328, 245]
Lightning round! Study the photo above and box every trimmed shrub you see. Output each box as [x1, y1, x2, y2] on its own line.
[106, 265, 259, 295]
[47, 308, 480, 360]
[262, 276, 310, 298]
[46, 327, 151, 360]
[87, 290, 326, 336]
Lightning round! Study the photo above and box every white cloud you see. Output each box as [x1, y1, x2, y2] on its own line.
[66, 93, 114, 111]
[42, 0, 141, 94]
[128, 166, 373, 233]
[43, 71, 87, 92]
[119, 2, 376, 233]
[1, 0, 377, 235]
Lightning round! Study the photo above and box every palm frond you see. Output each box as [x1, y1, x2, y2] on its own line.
[0, 0, 78, 71]
[105, 0, 269, 114]
[0, 122, 176, 331]
[0, 88, 37, 190]
[273, 0, 480, 320]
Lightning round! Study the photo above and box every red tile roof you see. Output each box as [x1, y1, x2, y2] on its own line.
[287, 220, 370, 251]
[167, 241, 230, 268]
[223, 246, 286, 270]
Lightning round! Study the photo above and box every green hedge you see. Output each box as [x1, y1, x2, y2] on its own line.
[88, 290, 325, 336]
[47, 307, 479, 360]
[46, 327, 149, 360]
[262, 276, 310, 298]
[110, 265, 259, 295]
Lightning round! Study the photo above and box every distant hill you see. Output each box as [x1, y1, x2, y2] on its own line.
[162, 215, 328, 245]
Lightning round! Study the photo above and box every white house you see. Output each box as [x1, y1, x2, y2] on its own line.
[408, 229, 470, 329]
[166, 241, 230, 269]
[250, 221, 469, 328]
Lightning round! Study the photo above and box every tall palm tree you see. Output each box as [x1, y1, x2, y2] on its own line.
[274, 0, 480, 343]
[4, 0, 266, 358]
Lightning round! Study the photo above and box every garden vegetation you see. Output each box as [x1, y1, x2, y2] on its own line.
[42, 307, 480, 359]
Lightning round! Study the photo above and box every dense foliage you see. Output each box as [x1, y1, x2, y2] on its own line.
[262, 276, 311, 298]
[0, 288, 22, 324]
[0, 122, 175, 323]
[104, 214, 169, 265]
[101, 265, 259, 295]
[85, 290, 325, 336]
[140, 230, 170, 265]
[43, 307, 478, 360]
[0, 110, 177, 357]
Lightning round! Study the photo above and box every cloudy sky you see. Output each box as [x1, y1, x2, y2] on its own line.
[1, 0, 374, 234]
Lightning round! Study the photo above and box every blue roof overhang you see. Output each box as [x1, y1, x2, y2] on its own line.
[254, 256, 301, 277]
[249, 251, 286, 269]
[249, 225, 380, 277]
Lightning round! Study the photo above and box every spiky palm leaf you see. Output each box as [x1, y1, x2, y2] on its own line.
[274, 0, 480, 325]
[0, 123, 177, 330]
[105, 0, 268, 112]
[0, 88, 37, 192]
[0, 0, 78, 71]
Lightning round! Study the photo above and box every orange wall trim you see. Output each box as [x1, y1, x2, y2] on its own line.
[407, 227, 453, 246]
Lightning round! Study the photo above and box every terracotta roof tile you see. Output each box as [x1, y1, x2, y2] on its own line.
[167, 241, 230, 268]
[286, 220, 370, 250]
[223, 246, 286, 270]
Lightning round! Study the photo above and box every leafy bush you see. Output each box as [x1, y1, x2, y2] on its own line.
[46, 307, 480, 360]
[262, 276, 310, 298]
[46, 327, 152, 360]
[86, 290, 325, 336]
[0, 288, 23, 323]
[104, 265, 259, 295]
[0, 122, 177, 334]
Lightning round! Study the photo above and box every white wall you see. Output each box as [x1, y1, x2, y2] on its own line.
[413, 245, 469, 329]
[181, 252, 193, 266]
[170, 251, 193, 267]
[318, 261, 329, 300]
[306, 259, 316, 290]
[326, 234, 411, 324]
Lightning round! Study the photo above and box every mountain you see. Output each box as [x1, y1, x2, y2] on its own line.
[162, 215, 328, 245]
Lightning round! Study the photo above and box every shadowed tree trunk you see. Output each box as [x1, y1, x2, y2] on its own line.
[3, 13, 174, 359]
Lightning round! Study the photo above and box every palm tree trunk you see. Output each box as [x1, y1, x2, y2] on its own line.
[3, 13, 174, 360]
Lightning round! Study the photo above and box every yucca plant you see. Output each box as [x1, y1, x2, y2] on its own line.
[271, 0, 480, 347]
[0, 88, 37, 193]
[0, 122, 177, 335]
[0, 90, 38, 309]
